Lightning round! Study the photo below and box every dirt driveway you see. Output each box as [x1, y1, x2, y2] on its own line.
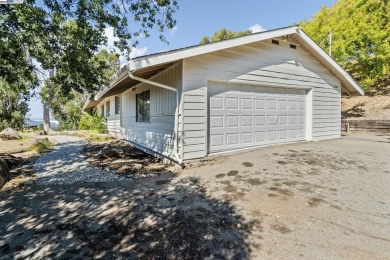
[1, 134, 389, 259]
[182, 134, 390, 259]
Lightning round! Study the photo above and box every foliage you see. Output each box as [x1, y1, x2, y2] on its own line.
[0, 0, 178, 94]
[29, 138, 52, 154]
[79, 113, 108, 133]
[54, 92, 85, 131]
[40, 49, 119, 130]
[200, 28, 252, 44]
[300, 0, 390, 90]
[1, 1, 177, 130]
[0, 17, 38, 130]
[0, 78, 30, 130]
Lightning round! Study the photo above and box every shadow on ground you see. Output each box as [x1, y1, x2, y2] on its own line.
[0, 174, 260, 259]
[341, 103, 365, 118]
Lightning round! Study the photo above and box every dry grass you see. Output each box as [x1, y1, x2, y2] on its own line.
[342, 96, 390, 120]
[60, 130, 114, 142]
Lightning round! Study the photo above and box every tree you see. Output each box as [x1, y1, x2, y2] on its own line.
[200, 28, 252, 44]
[0, 0, 178, 131]
[300, 0, 390, 91]
[46, 49, 120, 130]
[0, 13, 39, 130]
[0, 78, 30, 130]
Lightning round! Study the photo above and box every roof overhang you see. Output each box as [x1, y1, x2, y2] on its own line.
[84, 25, 363, 111]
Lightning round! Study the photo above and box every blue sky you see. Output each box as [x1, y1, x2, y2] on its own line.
[28, 0, 336, 119]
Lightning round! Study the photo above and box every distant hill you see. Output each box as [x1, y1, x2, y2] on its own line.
[27, 118, 59, 129]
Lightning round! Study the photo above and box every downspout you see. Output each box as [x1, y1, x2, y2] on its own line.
[127, 65, 183, 165]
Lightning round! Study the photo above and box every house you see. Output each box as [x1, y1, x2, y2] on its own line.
[83, 26, 364, 164]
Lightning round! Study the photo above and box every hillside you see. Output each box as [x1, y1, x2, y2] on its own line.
[342, 96, 390, 120]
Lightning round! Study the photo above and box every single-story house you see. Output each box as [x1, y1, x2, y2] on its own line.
[83, 26, 364, 163]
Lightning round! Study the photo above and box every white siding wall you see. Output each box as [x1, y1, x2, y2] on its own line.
[182, 38, 341, 160]
[121, 62, 182, 158]
[96, 96, 121, 137]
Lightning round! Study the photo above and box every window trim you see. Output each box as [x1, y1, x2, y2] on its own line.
[136, 90, 150, 123]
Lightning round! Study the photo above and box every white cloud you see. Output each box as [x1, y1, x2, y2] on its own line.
[104, 27, 119, 52]
[169, 26, 178, 38]
[249, 24, 266, 33]
[103, 27, 148, 65]
[130, 46, 148, 59]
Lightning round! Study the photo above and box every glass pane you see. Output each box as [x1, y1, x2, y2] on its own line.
[115, 96, 121, 114]
[136, 90, 150, 122]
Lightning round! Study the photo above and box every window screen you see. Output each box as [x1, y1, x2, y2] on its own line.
[115, 96, 121, 114]
[101, 104, 104, 116]
[136, 90, 150, 122]
[106, 101, 110, 116]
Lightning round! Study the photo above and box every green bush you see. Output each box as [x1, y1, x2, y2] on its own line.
[29, 138, 52, 153]
[78, 112, 107, 133]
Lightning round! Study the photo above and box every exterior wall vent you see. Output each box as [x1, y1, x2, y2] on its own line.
[290, 44, 297, 49]
[272, 39, 279, 45]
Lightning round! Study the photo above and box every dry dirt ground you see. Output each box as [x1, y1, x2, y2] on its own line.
[0, 133, 389, 259]
[342, 95, 390, 120]
[83, 140, 177, 176]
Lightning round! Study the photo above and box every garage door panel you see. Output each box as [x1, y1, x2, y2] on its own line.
[254, 99, 266, 110]
[267, 131, 277, 141]
[241, 98, 253, 109]
[210, 134, 224, 148]
[226, 116, 239, 127]
[241, 132, 253, 144]
[210, 97, 223, 109]
[226, 133, 239, 145]
[241, 116, 253, 127]
[210, 116, 224, 128]
[208, 82, 307, 153]
[255, 131, 266, 142]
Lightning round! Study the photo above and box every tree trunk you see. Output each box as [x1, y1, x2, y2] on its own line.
[43, 98, 51, 133]
[43, 69, 54, 133]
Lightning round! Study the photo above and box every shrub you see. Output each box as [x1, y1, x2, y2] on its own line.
[29, 138, 52, 154]
[78, 112, 107, 133]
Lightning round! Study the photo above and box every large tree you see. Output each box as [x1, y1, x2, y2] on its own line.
[300, 0, 390, 91]
[45, 49, 120, 130]
[0, 0, 178, 131]
[200, 28, 252, 45]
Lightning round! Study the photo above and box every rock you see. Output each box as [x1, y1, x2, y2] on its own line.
[96, 151, 107, 159]
[100, 146, 120, 158]
[0, 128, 21, 140]
[0, 159, 10, 188]
[38, 130, 47, 136]
[145, 164, 166, 171]
[24, 178, 34, 185]
[132, 163, 143, 171]
[0, 153, 21, 168]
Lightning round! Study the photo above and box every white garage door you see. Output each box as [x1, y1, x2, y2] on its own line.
[208, 81, 308, 153]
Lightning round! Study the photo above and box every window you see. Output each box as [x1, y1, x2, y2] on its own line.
[101, 104, 104, 117]
[115, 96, 121, 115]
[106, 101, 110, 117]
[136, 90, 150, 122]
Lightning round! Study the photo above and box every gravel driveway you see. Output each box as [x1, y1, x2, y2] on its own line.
[34, 136, 126, 185]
